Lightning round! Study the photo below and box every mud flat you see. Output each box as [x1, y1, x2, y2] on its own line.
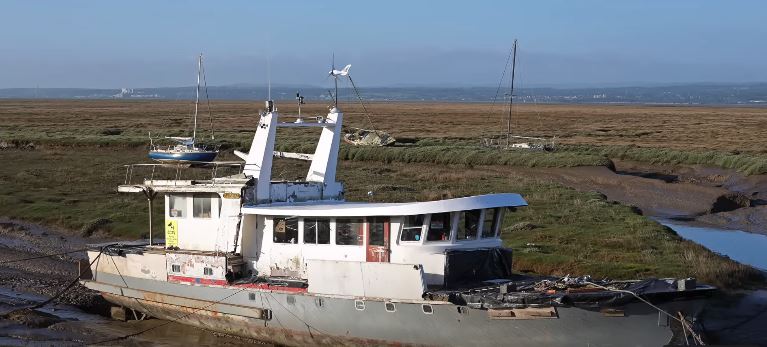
[0, 220, 269, 346]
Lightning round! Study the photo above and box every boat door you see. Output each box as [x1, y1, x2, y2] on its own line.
[366, 217, 390, 262]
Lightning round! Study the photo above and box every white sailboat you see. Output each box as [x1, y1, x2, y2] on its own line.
[149, 54, 218, 162]
[483, 40, 556, 151]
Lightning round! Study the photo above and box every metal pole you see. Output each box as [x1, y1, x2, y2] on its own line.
[194, 54, 201, 142]
[148, 197, 153, 246]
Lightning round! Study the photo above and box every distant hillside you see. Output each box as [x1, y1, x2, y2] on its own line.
[2, 83, 767, 105]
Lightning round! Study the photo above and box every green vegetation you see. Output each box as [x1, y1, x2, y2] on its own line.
[2, 100, 765, 290]
[560, 145, 767, 175]
[0, 146, 762, 288]
[0, 148, 162, 237]
[332, 161, 763, 289]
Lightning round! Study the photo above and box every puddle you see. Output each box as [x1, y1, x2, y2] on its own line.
[660, 220, 767, 270]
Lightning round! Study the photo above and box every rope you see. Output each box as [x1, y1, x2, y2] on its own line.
[0, 246, 108, 318]
[0, 248, 88, 264]
[346, 75, 376, 131]
[202, 57, 215, 141]
[264, 291, 347, 344]
[28, 249, 104, 310]
[492, 46, 515, 132]
[87, 287, 247, 345]
[585, 281, 706, 345]
[87, 249, 247, 345]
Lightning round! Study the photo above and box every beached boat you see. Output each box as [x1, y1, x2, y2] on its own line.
[343, 127, 396, 146]
[482, 39, 556, 151]
[81, 67, 713, 346]
[148, 54, 218, 163]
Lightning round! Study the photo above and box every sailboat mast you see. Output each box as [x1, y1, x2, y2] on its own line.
[333, 53, 338, 108]
[194, 54, 201, 142]
[507, 39, 517, 137]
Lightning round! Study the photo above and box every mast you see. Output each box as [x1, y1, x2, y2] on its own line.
[333, 53, 338, 108]
[194, 54, 201, 143]
[507, 39, 517, 139]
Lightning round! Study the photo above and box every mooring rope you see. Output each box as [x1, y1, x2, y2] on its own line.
[585, 281, 706, 346]
[0, 246, 108, 318]
[0, 248, 89, 264]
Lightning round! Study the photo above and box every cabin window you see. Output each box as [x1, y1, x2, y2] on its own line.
[426, 213, 452, 242]
[457, 209, 481, 241]
[168, 195, 187, 218]
[171, 264, 181, 273]
[336, 218, 363, 245]
[401, 215, 424, 242]
[368, 217, 386, 246]
[192, 193, 217, 218]
[203, 267, 213, 276]
[304, 218, 330, 244]
[274, 217, 299, 244]
[482, 208, 500, 238]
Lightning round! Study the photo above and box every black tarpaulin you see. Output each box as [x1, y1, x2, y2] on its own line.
[443, 248, 513, 288]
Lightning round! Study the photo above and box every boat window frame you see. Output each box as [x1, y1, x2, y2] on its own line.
[167, 194, 189, 219]
[192, 193, 220, 219]
[273, 217, 299, 244]
[303, 217, 331, 245]
[456, 209, 482, 242]
[334, 217, 365, 246]
[399, 214, 425, 244]
[494, 208, 506, 238]
[425, 212, 454, 243]
[481, 208, 501, 239]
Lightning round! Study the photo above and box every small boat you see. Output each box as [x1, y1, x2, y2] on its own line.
[482, 39, 556, 151]
[148, 137, 218, 162]
[343, 127, 396, 146]
[329, 60, 396, 147]
[149, 54, 218, 163]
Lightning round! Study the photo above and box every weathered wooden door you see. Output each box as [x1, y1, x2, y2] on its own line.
[366, 217, 390, 262]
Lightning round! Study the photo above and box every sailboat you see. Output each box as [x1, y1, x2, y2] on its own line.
[482, 40, 555, 151]
[324, 60, 396, 147]
[149, 54, 219, 163]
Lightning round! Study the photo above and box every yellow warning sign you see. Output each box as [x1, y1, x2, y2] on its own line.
[165, 220, 178, 247]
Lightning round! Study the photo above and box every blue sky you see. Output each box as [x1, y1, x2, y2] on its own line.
[1, 1, 765, 88]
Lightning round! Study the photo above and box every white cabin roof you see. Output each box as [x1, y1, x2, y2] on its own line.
[241, 193, 526, 217]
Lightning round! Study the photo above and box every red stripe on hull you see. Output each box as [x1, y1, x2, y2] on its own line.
[233, 282, 308, 293]
[167, 275, 308, 293]
[168, 275, 228, 286]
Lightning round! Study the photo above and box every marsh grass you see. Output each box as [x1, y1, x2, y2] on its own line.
[0, 147, 761, 288]
[1, 100, 765, 288]
[560, 145, 767, 175]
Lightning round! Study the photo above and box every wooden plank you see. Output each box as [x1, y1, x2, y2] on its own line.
[600, 308, 626, 317]
[488, 307, 558, 320]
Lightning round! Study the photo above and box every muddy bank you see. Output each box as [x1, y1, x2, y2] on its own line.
[0, 219, 269, 346]
[519, 160, 767, 235]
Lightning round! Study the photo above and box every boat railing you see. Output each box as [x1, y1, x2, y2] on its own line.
[149, 144, 216, 152]
[122, 162, 245, 186]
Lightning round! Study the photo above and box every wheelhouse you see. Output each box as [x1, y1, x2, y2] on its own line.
[239, 194, 526, 286]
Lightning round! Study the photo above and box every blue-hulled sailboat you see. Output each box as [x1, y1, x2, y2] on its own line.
[149, 54, 218, 163]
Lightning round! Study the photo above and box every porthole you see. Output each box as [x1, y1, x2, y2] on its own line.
[354, 300, 365, 311]
[422, 304, 433, 314]
[385, 302, 396, 313]
[248, 293, 256, 301]
[286, 295, 296, 305]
